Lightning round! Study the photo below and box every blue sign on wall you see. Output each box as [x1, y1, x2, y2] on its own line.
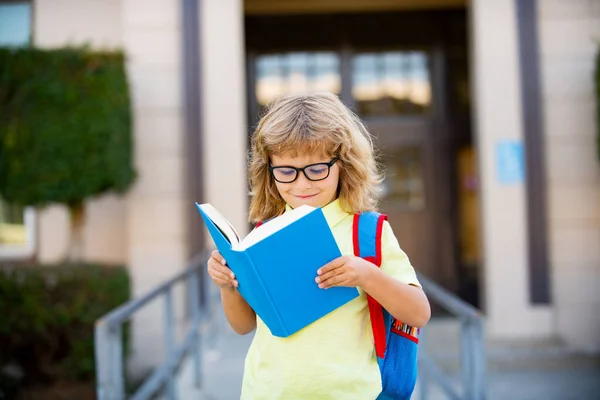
[496, 140, 525, 184]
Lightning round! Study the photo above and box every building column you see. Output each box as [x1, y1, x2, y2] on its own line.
[199, 0, 248, 239]
[470, 0, 552, 338]
[123, 0, 189, 375]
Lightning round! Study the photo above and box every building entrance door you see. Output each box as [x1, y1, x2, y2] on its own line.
[245, 11, 471, 296]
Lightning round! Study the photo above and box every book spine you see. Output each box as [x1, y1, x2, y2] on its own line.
[244, 252, 288, 337]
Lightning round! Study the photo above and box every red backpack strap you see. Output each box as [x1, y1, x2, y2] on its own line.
[256, 214, 279, 228]
[353, 212, 388, 358]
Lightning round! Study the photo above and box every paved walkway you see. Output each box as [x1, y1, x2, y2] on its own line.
[176, 315, 600, 400]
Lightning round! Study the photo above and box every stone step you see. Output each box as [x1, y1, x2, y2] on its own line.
[420, 317, 600, 374]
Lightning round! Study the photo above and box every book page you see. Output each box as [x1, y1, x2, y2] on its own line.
[238, 205, 315, 250]
[197, 203, 240, 246]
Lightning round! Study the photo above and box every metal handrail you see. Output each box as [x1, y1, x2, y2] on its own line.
[94, 251, 209, 400]
[94, 253, 485, 400]
[418, 274, 486, 400]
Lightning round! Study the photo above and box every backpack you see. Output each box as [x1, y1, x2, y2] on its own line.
[353, 212, 419, 400]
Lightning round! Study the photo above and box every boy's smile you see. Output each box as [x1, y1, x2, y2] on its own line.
[270, 153, 340, 209]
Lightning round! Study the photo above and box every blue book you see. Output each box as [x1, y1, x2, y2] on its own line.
[195, 203, 359, 337]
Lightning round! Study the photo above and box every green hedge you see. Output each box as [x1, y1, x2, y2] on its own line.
[0, 47, 135, 208]
[0, 264, 130, 397]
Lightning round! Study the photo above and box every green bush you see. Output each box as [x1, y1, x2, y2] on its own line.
[0, 263, 130, 397]
[0, 46, 135, 208]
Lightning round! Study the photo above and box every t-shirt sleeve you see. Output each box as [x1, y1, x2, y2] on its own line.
[379, 220, 421, 287]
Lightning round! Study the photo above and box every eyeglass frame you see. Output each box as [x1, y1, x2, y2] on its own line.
[268, 157, 339, 183]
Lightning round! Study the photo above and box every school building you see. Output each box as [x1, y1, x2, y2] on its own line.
[1, 0, 599, 373]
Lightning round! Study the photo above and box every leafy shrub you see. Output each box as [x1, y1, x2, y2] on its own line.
[0, 263, 130, 398]
[0, 47, 135, 208]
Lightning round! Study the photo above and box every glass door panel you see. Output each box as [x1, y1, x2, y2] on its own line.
[352, 51, 432, 116]
[381, 146, 426, 210]
[255, 52, 341, 107]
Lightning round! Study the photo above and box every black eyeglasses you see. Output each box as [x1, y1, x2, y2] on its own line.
[269, 157, 339, 183]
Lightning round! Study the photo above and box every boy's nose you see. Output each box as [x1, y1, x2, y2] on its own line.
[294, 171, 313, 188]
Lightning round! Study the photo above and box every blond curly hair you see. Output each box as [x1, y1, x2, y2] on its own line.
[248, 91, 383, 222]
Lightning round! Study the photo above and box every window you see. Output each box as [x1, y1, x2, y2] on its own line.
[0, 1, 35, 259]
[255, 52, 341, 106]
[0, 2, 31, 47]
[352, 51, 432, 117]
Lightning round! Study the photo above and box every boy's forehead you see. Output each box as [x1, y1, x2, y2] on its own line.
[273, 146, 331, 157]
[271, 149, 333, 164]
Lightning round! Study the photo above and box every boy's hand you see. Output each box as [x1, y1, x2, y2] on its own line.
[315, 255, 377, 289]
[207, 250, 238, 289]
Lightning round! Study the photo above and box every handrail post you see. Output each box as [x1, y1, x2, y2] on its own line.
[95, 321, 109, 400]
[461, 317, 487, 400]
[461, 318, 474, 400]
[471, 319, 486, 400]
[190, 270, 202, 388]
[165, 287, 176, 400]
[95, 321, 125, 400]
[418, 328, 429, 400]
[111, 324, 125, 400]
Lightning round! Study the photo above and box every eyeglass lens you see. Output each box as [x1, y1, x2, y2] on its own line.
[272, 163, 330, 183]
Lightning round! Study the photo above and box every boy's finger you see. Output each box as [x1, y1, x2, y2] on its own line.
[209, 264, 238, 285]
[317, 256, 346, 276]
[221, 266, 235, 279]
[211, 272, 237, 286]
[319, 274, 348, 289]
[208, 255, 236, 284]
[211, 250, 227, 265]
[210, 262, 235, 279]
[209, 269, 228, 282]
[315, 268, 343, 286]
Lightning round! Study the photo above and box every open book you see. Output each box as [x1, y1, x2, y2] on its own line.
[196, 203, 359, 337]
[197, 203, 316, 251]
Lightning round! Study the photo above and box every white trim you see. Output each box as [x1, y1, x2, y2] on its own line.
[0, 207, 36, 259]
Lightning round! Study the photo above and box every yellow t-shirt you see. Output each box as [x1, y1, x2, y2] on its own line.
[240, 199, 420, 400]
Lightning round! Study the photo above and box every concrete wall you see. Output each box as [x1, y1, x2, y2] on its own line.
[470, 0, 553, 338]
[471, 0, 600, 351]
[538, 0, 600, 352]
[121, 0, 190, 375]
[33, 0, 128, 265]
[34, 0, 122, 49]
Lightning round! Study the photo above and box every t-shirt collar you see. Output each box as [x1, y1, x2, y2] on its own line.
[285, 198, 349, 228]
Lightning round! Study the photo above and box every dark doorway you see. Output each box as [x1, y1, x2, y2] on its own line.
[245, 9, 481, 308]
